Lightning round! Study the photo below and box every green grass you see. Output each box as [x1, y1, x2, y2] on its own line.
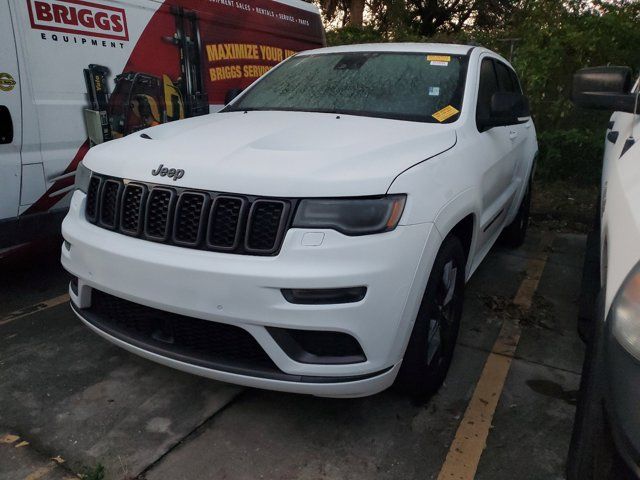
[81, 464, 105, 480]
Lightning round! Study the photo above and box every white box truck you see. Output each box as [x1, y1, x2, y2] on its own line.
[0, 0, 324, 256]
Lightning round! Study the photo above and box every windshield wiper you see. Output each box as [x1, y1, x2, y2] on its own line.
[221, 106, 264, 113]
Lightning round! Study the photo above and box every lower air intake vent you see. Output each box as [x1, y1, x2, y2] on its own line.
[85, 289, 281, 376]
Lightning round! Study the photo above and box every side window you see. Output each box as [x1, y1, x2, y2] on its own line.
[495, 61, 515, 93]
[476, 58, 499, 125]
[509, 69, 523, 94]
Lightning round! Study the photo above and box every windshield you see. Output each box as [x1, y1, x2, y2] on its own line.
[223, 52, 468, 123]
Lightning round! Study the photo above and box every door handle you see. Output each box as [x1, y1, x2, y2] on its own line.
[509, 130, 518, 140]
[607, 130, 619, 144]
[0, 106, 13, 144]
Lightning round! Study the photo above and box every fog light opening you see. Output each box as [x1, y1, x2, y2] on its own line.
[70, 277, 79, 296]
[281, 287, 367, 305]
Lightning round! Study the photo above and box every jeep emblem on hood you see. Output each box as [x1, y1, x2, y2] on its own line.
[151, 164, 185, 181]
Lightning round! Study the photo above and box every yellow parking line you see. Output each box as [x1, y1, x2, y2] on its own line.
[0, 434, 20, 444]
[437, 233, 554, 480]
[0, 294, 70, 326]
[513, 256, 548, 310]
[24, 465, 55, 480]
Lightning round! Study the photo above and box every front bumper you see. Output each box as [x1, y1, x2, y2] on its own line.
[61, 191, 440, 397]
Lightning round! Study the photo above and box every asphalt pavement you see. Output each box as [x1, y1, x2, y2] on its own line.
[0, 229, 585, 480]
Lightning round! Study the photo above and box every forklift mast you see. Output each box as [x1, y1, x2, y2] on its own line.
[83, 64, 113, 142]
[170, 6, 209, 117]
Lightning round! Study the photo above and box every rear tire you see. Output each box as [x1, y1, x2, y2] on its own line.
[394, 235, 465, 400]
[567, 308, 604, 480]
[567, 294, 626, 479]
[502, 179, 532, 248]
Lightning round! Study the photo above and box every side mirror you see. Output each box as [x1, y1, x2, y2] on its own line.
[224, 88, 243, 105]
[572, 66, 636, 113]
[479, 92, 530, 131]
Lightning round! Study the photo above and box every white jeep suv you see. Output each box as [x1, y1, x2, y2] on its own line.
[61, 43, 538, 398]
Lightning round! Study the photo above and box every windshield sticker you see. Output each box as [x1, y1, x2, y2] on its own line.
[427, 55, 450, 66]
[427, 55, 451, 62]
[432, 105, 459, 122]
[428, 86, 440, 96]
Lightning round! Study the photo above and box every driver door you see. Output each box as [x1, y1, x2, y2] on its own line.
[475, 57, 516, 248]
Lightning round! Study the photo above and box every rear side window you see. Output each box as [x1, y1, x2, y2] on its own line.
[495, 61, 516, 93]
[509, 69, 523, 94]
[476, 58, 499, 124]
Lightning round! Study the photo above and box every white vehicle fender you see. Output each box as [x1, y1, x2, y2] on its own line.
[388, 147, 481, 279]
[431, 187, 480, 274]
[387, 142, 467, 226]
[390, 222, 444, 363]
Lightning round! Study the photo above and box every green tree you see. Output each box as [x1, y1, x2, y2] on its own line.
[323, 0, 640, 184]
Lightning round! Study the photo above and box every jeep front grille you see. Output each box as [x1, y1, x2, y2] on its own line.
[85, 174, 292, 256]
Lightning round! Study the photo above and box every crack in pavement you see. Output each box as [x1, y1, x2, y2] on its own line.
[458, 341, 582, 376]
[136, 389, 248, 479]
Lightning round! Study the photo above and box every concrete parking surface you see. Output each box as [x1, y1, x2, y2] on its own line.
[0, 229, 585, 480]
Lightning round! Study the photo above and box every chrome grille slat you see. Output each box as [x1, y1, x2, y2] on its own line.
[84, 174, 291, 256]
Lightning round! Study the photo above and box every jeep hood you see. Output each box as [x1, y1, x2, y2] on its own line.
[84, 110, 457, 197]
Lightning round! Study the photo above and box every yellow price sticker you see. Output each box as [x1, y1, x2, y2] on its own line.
[432, 105, 460, 122]
[426, 55, 451, 62]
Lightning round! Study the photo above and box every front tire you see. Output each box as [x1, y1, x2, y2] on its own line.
[395, 235, 465, 399]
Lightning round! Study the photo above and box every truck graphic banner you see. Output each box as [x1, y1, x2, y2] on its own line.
[14, 0, 324, 218]
[122, 0, 323, 105]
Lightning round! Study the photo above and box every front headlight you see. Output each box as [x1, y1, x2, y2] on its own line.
[611, 260, 640, 360]
[292, 195, 406, 236]
[74, 161, 92, 193]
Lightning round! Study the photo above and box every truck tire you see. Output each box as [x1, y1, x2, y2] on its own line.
[395, 235, 465, 399]
[502, 180, 531, 248]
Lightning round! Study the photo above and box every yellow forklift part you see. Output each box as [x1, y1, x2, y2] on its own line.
[131, 94, 161, 127]
[163, 74, 185, 121]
